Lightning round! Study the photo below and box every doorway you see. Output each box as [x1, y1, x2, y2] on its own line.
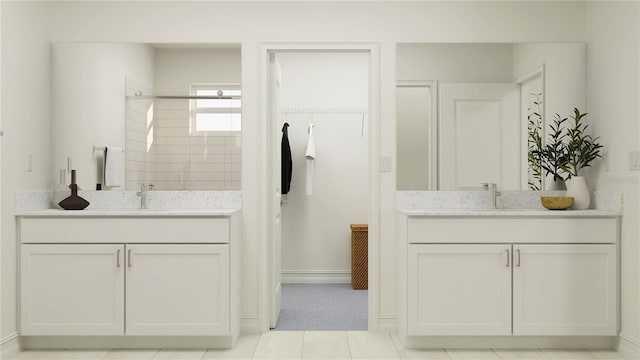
[260, 43, 380, 332]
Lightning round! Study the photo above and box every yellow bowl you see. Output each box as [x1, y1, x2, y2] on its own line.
[541, 196, 574, 210]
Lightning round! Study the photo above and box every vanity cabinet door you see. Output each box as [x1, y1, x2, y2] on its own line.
[20, 244, 125, 335]
[512, 244, 617, 335]
[125, 244, 230, 335]
[407, 244, 512, 335]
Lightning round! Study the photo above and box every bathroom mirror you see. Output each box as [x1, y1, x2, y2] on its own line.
[51, 43, 242, 191]
[396, 43, 586, 191]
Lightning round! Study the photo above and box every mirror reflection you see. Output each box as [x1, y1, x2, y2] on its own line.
[51, 43, 241, 191]
[396, 43, 586, 191]
[125, 45, 242, 191]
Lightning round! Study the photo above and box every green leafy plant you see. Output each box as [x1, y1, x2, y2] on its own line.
[561, 108, 603, 178]
[529, 107, 603, 184]
[533, 114, 569, 182]
[527, 93, 543, 190]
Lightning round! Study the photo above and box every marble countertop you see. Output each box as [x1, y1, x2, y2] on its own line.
[398, 208, 620, 217]
[15, 208, 240, 217]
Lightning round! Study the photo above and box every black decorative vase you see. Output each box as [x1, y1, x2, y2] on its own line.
[58, 170, 90, 210]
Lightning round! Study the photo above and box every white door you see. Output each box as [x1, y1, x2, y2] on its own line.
[513, 244, 617, 335]
[125, 244, 230, 335]
[268, 52, 282, 329]
[439, 83, 520, 190]
[20, 244, 125, 335]
[407, 244, 512, 335]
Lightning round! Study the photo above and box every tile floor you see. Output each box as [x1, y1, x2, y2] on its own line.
[4, 331, 631, 360]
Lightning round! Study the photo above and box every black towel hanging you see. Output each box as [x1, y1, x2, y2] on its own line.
[281, 122, 293, 194]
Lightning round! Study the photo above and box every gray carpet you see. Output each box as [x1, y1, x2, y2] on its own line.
[274, 284, 368, 331]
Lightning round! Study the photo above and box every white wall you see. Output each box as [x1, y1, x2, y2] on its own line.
[586, 1, 640, 350]
[2, 0, 591, 335]
[396, 43, 514, 83]
[513, 43, 587, 129]
[154, 48, 241, 94]
[1, 1, 51, 340]
[278, 52, 368, 281]
[51, 43, 154, 190]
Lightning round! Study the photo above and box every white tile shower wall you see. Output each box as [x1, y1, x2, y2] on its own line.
[125, 79, 150, 191]
[143, 99, 241, 190]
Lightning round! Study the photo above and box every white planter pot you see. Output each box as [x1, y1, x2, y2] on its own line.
[545, 175, 566, 191]
[566, 176, 590, 210]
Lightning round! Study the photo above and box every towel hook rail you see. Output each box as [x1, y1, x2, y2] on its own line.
[93, 146, 124, 153]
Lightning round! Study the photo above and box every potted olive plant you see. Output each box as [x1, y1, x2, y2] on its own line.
[561, 108, 603, 209]
[537, 114, 569, 189]
[529, 107, 603, 209]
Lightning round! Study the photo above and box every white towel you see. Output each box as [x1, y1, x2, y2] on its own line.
[305, 123, 316, 160]
[104, 146, 124, 187]
[306, 159, 314, 195]
[305, 124, 316, 195]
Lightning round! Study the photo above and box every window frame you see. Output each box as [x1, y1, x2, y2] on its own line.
[190, 83, 242, 135]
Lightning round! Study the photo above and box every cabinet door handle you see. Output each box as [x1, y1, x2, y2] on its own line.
[505, 249, 510, 267]
[117, 249, 121, 267]
[516, 249, 521, 267]
[128, 249, 132, 267]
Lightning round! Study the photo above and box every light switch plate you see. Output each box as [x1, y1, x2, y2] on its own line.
[628, 151, 640, 170]
[26, 153, 33, 172]
[380, 156, 392, 172]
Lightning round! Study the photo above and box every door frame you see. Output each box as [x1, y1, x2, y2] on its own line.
[514, 64, 545, 190]
[258, 42, 380, 332]
[396, 80, 438, 190]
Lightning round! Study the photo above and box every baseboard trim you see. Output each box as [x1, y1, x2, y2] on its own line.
[401, 335, 617, 349]
[21, 335, 234, 350]
[1, 332, 21, 358]
[378, 314, 397, 332]
[241, 314, 261, 334]
[282, 270, 351, 284]
[617, 332, 640, 359]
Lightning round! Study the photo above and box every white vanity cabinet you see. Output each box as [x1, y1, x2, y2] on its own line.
[399, 213, 619, 340]
[20, 244, 125, 335]
[18, 212, 240, 342]
[408, 244, 512, 335]
[125, 244, 229, 336]
[512, 244, 617, 335]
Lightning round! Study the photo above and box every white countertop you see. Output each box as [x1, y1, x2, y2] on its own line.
[15, 208, 240, 217]
[398, 208, 620, 217]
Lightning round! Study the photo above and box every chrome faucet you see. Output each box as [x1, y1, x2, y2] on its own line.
[482, 182, 501, 209]
[136, 183, 154, 209]
[490, 183, 501, 209]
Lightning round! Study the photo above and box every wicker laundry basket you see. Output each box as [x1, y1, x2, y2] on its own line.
[350, 224, 368, 290]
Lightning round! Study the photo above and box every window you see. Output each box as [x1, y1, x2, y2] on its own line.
[191, 85, 241, 133]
